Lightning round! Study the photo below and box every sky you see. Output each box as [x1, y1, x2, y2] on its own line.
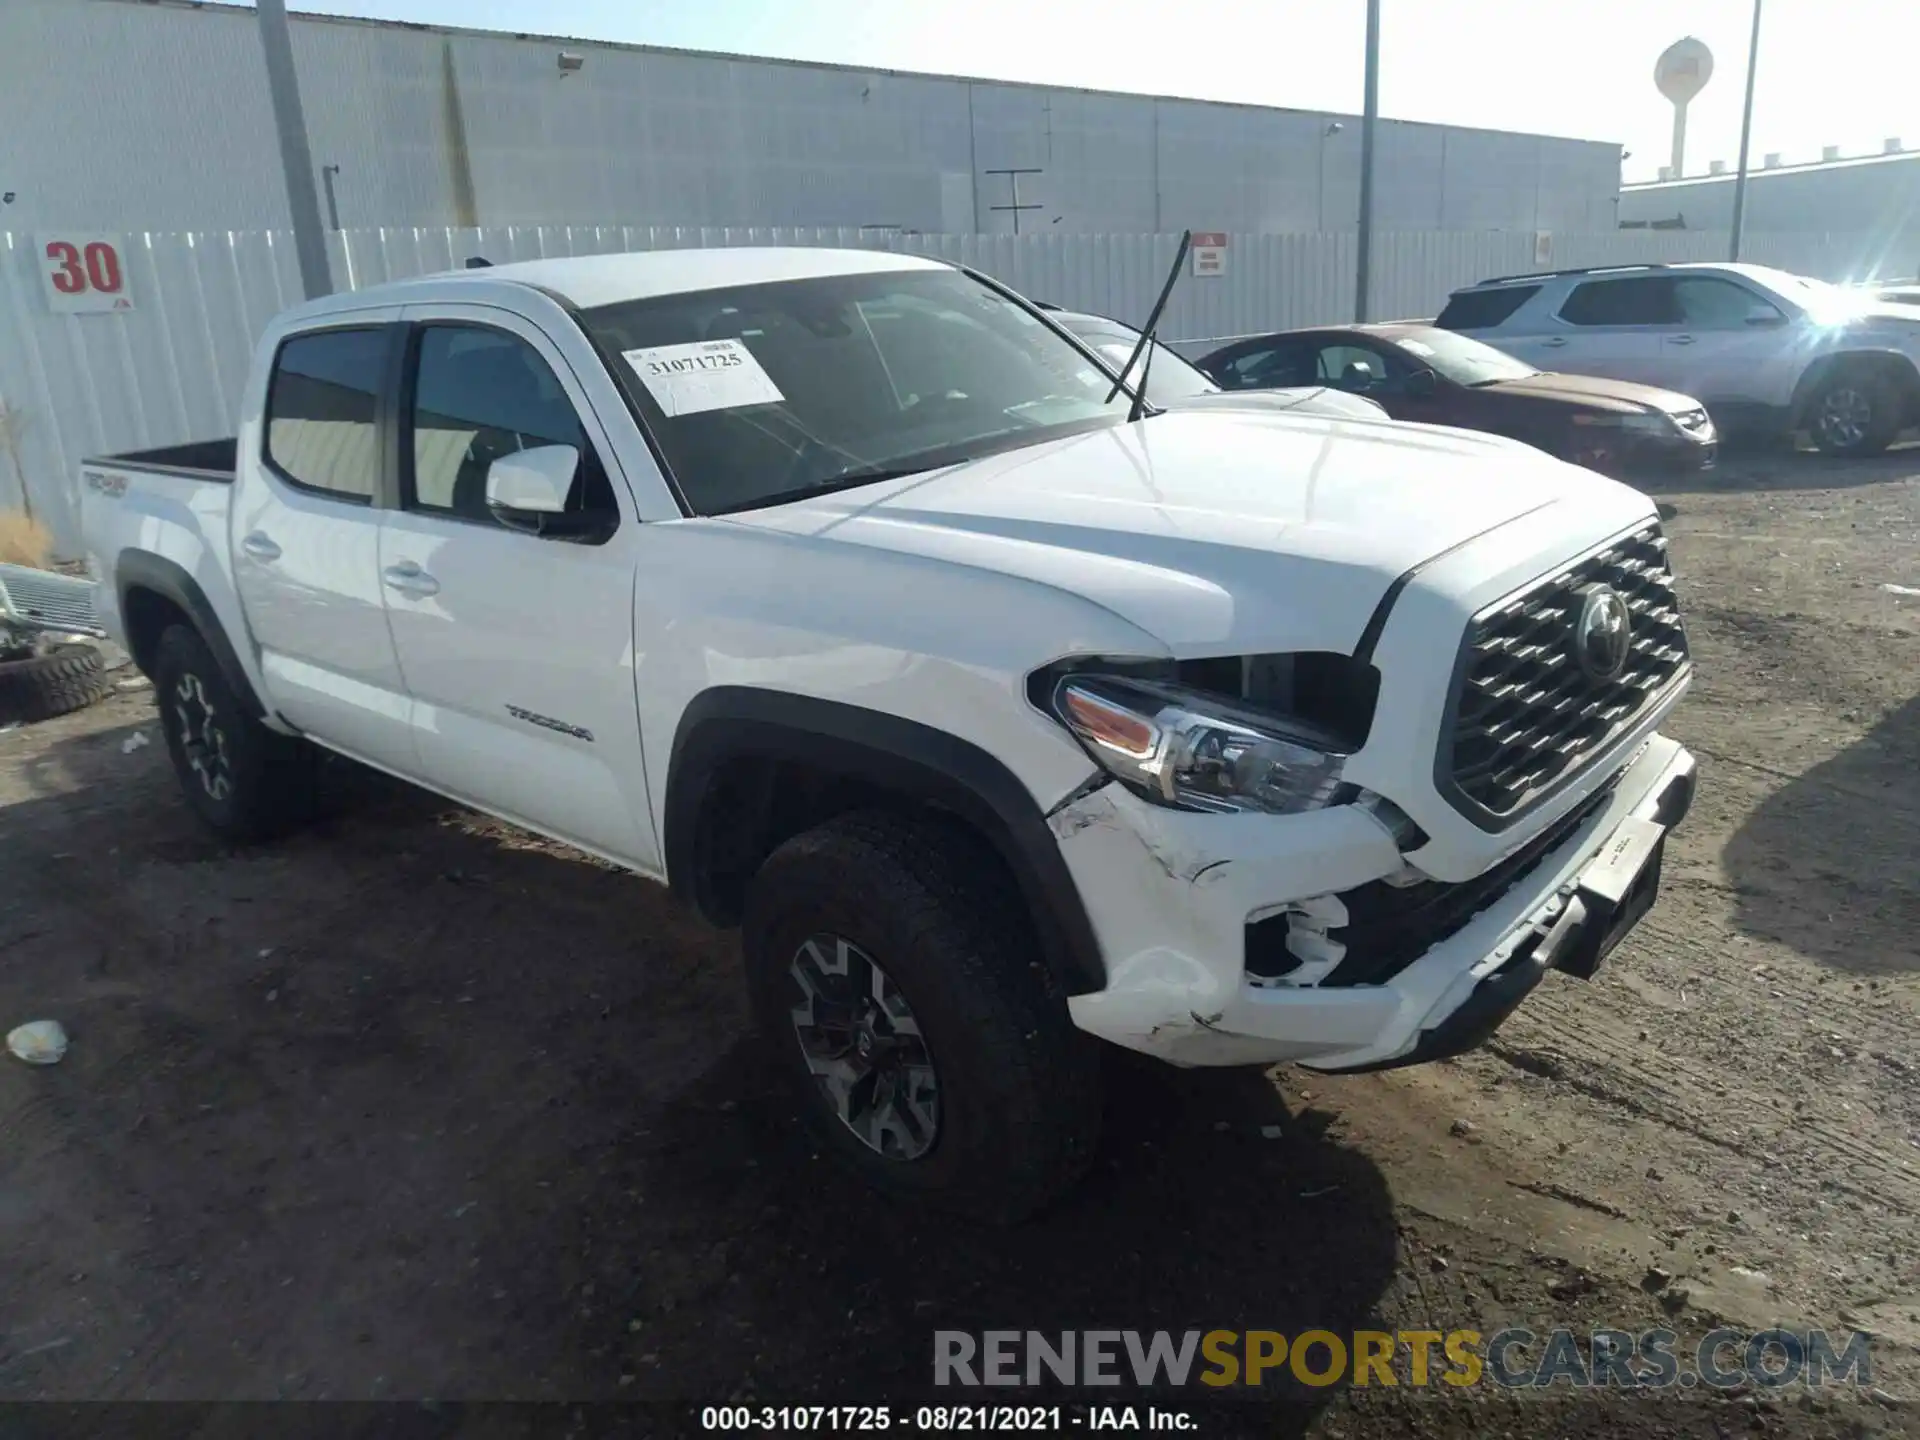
[253, 0, 1915, 184]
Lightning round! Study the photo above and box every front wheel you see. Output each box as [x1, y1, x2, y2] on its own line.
[1807, 367, 1903, 456]
[152, 624, 316, 842]
[742, 811, 1103, 1224]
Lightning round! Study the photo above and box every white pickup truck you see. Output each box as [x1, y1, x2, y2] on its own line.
[80, 248, 1697, 1220]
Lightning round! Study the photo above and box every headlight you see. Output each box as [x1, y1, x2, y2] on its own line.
[1571, 410, 1672, 434]
[1049, 674, 1347, 815]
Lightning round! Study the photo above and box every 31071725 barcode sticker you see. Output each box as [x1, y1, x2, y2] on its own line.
[621, 339, 785, 416]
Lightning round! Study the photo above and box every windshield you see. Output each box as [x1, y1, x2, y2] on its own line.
[1739, 266, 1837, 304]
[1392, 327, 1538, 385]
[579, 270, 1135, 514]
[1738, 267, 1876, 324]
[1054, 316, 1217, 403]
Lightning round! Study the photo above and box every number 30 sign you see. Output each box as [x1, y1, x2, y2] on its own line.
[38, 235, 134, 313]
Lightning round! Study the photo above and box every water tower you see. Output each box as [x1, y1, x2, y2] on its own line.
[1655, 37, 1714, 179]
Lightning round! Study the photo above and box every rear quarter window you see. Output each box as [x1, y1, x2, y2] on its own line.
[1434, 286, 1540, 331]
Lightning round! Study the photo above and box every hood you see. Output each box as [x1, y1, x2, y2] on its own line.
[720, 409, 1653, 655]
[1167, 387, 1391, 422]
[1851, 302, 1920, 324]
[1485, 370, 1706, 415]
[1835, 306, 1920, 346]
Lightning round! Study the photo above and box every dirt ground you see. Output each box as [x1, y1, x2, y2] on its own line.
[2, 443, 1918, 1438]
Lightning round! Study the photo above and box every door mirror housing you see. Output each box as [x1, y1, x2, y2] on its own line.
[484, 444, 608, 540]
[1404, 367, 1439, 397]
[486, 444, 577, 515]
[1745, 304, 1786, 327]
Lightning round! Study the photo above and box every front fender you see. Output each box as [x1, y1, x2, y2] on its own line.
[663, 686, 1109, 996]
[1791, 347, 1920, 424]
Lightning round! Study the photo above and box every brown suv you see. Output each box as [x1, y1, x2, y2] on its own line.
[1195, 323, 1717, 475]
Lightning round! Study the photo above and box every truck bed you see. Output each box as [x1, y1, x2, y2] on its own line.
[79, 440, 246, 677]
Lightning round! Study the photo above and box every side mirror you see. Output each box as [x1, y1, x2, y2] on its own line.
[1405, 367, 1438, 396]
[485, 444, 608, 540]
[1745, 305, 1785, 327]
[486, 444, 577, 516]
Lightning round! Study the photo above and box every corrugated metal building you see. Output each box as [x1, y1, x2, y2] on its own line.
[1, 0, 1624, 236]
[1619, 149, 1920, 277]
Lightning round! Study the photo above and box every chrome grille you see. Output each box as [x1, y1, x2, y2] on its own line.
[1444, 525, 1688, 822]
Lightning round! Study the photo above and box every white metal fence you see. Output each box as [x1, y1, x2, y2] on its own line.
[0, 224, 1872, 552]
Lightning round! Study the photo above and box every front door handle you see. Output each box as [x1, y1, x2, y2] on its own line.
[1540, 337, 1568, 349]
[241, 531, 282, 562]
[1669, 334, 1696, 345]
[382, 562, 441, 598]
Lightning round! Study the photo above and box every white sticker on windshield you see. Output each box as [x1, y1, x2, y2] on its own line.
[1400, 339, 1435, 357]
[621, 339, 784, 416]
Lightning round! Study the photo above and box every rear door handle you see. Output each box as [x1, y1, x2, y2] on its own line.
[1669, 334, 1696, 345]
[382, 562, 440, 598]
[241, 532, 281, 562]
[1540, 337, 1568, 349]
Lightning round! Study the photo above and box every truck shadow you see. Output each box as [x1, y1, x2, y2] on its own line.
[1720, 694, 1920, 973]
[1623, 437, 1920, 500]
[615, 1042, 1398, 1424]
[0, 717, 1398, 1428]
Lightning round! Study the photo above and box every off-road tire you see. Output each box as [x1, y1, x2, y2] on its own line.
[152, 624, 316, 842]
[0, 642, 113, 724]
[1807, 364, 1904, 457]
[742, 810, 1104, 1224]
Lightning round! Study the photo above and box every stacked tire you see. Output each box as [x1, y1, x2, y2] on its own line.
[0, 642, 113, 725]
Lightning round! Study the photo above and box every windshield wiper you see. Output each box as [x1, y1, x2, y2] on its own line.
[1105, 229, 1193, 423]
[712, 465, 938, 516]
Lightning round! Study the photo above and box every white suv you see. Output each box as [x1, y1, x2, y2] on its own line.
[1437, 262, 1920, 455]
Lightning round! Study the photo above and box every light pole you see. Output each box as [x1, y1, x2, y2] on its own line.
[1318, 121, 1343, 230]
[1354, 0, 1380, 322]
[1729, 0, 1763, 261]
[257, 0, 332, 298]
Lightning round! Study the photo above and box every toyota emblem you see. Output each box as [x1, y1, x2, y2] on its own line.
[1573, 584, 1633, 681]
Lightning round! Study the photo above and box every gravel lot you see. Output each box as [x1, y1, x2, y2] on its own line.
[2, 444, 1917, 1437]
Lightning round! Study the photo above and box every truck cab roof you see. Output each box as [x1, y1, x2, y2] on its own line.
[285, 246, 952, 322]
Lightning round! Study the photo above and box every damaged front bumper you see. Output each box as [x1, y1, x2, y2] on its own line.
[1054, 734, 1697, 1069]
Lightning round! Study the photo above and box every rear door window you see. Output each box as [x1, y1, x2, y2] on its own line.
[263, 328, 389, 500]
[1558, 277, 1678, 327]
[1434, 286, 1540, 330]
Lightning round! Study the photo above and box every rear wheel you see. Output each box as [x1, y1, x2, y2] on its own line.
[1807, 365, 1903, 456]
[742, 810, 1103, 1223]
[152, 625, 316, 842]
